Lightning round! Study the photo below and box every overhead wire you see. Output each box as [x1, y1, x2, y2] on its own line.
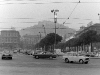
[0, 0, 100, 5]
[68, 1, 80, 19]
[63, 0, 80, 24]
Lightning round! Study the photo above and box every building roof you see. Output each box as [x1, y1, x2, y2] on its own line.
[1, 30, 18, 32]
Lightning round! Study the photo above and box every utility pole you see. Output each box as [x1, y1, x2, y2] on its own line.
[51, 9, 59, 50]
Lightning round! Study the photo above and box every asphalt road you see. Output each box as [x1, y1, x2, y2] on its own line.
[0, 53, 100, 75]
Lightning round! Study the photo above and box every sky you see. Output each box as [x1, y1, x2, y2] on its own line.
[0, 0, 100, 31]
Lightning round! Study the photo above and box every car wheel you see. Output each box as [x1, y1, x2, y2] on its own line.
[10, 57, 12, 60]
[65, 58, 69, 63]
[79, 59, 84, 64]
[2, 57, 4, 59]
[70, 61, 73, 63]
[35, 56, 39, 59]
[85, 62, 88, 64]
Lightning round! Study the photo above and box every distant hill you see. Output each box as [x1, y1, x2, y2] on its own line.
[19, 20, 76, 37]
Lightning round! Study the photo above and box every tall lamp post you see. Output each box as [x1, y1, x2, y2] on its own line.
[51, 9, 59, 49]
[39, 32, 42, 40]
[38, 32, 42, 50]
[98, 13, 100, 23]
[42, 25, 46, 51]
[42, 25, 46, 36]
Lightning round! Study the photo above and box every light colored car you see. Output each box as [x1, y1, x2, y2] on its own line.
[62, 52, 89, 64]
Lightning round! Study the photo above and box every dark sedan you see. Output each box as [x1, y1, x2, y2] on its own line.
[33, 51, 57, 59]
[85, 53, 95, 57]
[1, 53, 12, 60]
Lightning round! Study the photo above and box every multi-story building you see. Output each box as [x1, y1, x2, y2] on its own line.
[21, 34, 40, 49]
[0, 30, 20, 49]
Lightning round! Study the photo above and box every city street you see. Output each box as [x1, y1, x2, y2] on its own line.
[1, 0, 100, 75]
[0, 53, 100, 75]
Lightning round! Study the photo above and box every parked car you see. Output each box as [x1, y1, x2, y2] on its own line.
[34, 50, 43, 54]
[62, 52, 89, 64]
[13, 50, 18, 53]
[33, 51, 57, 59]
[85, 52, 96, 57]
[25, 50, 32, 55]
[30, 50, 35, 55]
[1, 52, 12, 60]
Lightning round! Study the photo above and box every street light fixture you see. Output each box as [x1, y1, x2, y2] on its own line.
[51, 9, 59, 50]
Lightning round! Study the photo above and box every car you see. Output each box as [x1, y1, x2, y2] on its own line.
[85, 52, 96, 57]
[13, 50, 18, 53]
[34, 50, 43, 54]
[1, 52, 12, 60]
[62, 52, 89, 64]
[33, 51, 57, 59]
[30, 50, 35, 55]
[25, 50, 32, 55]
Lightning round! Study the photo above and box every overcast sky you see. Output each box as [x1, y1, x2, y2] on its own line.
[0, 0, 100, 31]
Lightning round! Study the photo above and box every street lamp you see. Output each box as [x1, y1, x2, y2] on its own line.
[42, 25, 46, 36]
[42, 25, 46, 51]
[98, 13, 100, 23]
[38, 32, 42, 50]
[39, 32, 42, 40]
[51, 9, 59, 49]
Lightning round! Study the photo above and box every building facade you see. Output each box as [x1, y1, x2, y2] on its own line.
[21, 34, 40, 49]
[0, 30, 20, 49]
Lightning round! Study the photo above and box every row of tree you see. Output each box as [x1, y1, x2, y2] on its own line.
[35, 30, 100, 52]
[57, 30, 100, 52]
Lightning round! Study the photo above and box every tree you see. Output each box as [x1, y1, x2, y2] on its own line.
[39, 33, 62, 51]
[64, 37, 82, 52]
[56, 42, 66, 50]
[34, 43, 40, 49]
[63, 30, 100, 52]
[79, 30, 98, 52]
